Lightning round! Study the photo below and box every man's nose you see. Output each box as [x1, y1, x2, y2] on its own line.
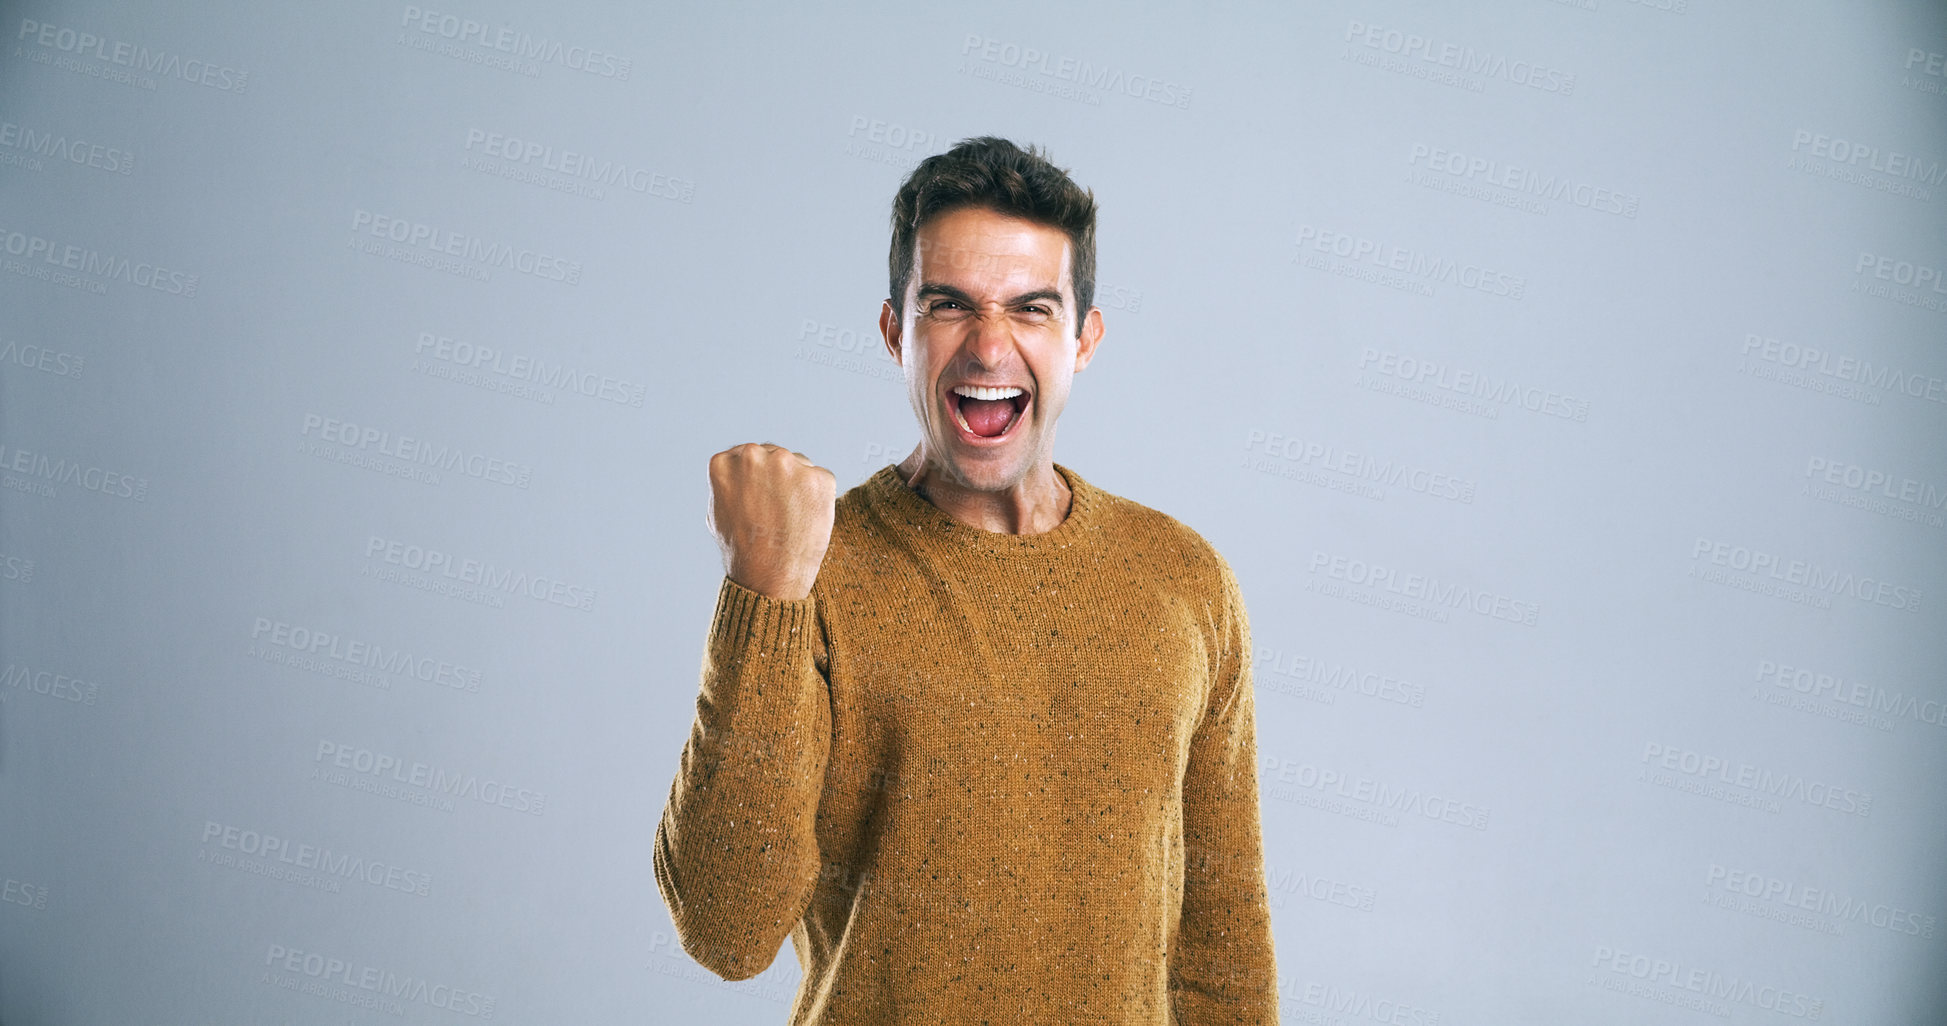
[958, 308, 1017, 364]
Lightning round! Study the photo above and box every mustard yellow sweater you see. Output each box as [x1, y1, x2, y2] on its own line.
[654, 462, 1279, 1024]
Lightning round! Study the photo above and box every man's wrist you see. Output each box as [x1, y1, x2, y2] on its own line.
[725, 570, 814, 602]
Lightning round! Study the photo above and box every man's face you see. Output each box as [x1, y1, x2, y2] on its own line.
[880, 205, 1104, 494]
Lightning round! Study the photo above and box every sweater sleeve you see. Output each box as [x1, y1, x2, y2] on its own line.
[653, 574, 832, 982]
[1170, 554, 1281, 1023]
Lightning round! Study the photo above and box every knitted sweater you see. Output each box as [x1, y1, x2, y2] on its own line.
[654, 462, 1279, 1024]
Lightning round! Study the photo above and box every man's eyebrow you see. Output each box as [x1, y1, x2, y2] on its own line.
[915, 283, 1066, 308]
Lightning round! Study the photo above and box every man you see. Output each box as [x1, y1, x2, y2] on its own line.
[654, 136, 1279, 1024]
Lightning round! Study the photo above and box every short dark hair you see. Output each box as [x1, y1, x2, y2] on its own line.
[887, 136, 1097, 338]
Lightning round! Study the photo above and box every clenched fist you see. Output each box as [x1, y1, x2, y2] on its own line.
[706, 443, 837, 601]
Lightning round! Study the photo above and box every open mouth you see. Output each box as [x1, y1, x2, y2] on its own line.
[949, 388, 1028, 440]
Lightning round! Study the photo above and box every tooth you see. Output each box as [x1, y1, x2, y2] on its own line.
[952, 385, 1025, 401]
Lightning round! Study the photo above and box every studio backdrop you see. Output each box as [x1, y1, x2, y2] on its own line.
[2, 1, 1944, 1023]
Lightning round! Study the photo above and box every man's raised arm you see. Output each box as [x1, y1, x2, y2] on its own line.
[652, 443, 837, 982]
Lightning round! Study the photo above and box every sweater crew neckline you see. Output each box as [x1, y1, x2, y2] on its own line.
[865, 461, 1103, 553]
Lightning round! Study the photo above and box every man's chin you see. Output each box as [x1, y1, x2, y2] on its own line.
[929, 445, 1027, 494]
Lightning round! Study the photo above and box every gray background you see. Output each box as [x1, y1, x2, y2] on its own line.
[3, 0, 1945, 1023]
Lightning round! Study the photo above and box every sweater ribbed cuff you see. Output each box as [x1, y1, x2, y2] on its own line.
[710, 575, 817, 660]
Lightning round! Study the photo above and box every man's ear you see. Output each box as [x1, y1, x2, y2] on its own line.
[879, 299, 903, 365]
[1073, 306, 1104, 372]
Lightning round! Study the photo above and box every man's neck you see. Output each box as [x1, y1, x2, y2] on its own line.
[896, 448, 1072, 535]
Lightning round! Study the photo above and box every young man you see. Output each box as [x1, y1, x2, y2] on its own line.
[655, 136, 1279, 1024]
